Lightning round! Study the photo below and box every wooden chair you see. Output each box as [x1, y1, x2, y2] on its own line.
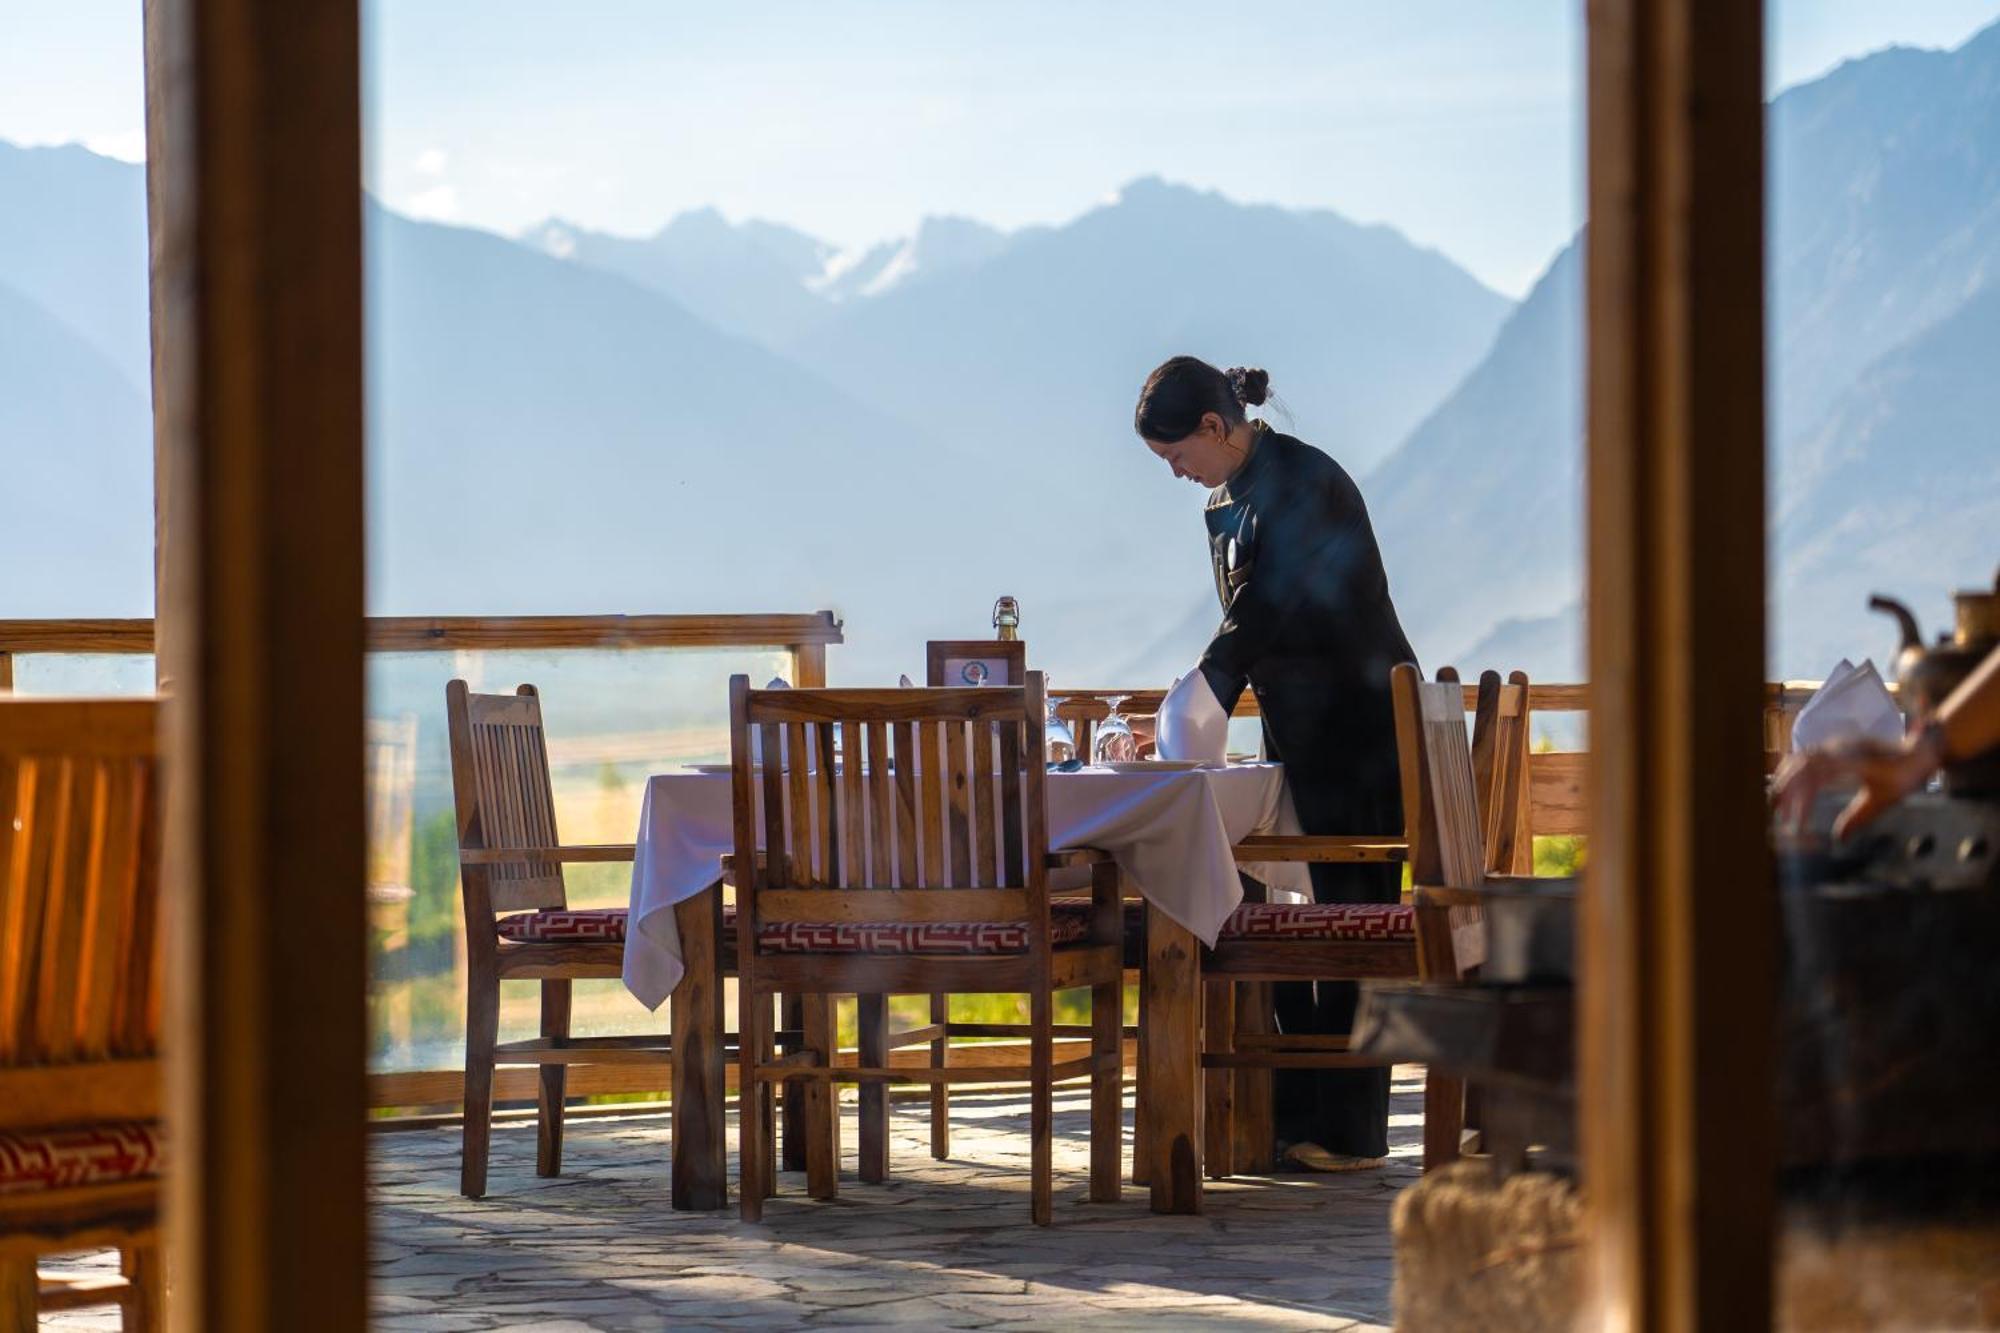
[445, 681, 674, 1199]
[731, 672, 1125, 1225]
[0, 699, 164, 1330]
[1182, 666, 1522, 1180]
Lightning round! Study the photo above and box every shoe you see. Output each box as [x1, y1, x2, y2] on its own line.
[1280, 1141, 1387, 1173]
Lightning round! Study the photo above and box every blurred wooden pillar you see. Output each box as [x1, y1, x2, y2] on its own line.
[144, 0, 368, 1328]
[1582, 0, 1776, 1330]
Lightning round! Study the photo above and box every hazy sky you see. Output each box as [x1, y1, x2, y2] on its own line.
[6, 1, 1999, 295]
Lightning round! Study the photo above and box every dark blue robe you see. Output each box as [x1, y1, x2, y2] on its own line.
[1198, 425, 1417, 1158]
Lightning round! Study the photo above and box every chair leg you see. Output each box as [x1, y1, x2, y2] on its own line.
[1090, 976, 1123, 1203]
[802, 993, 839, 1200]
[1203, 977, 1238, 1179]
[461, 970, 499, 1198]
[858, 993, 888, 1183]
[1030, 977, 1054, 1227]
[1423, 1070, 1466, 1172]
[121, 1242, 162, 1333]
[1131, 968, 1150, 1187]
[537, 978, 571, 1178]
[739, 983, 767, 1222]
[0, 1255, 35, 1330]
[929, 992, 950, 1159]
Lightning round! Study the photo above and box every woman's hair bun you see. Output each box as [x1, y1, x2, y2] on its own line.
[1227, 366, 1270, 408]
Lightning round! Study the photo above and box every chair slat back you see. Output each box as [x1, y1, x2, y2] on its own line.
[0, 699, 162, 1128]
[1483, 672, 1534, 875]
[1393, 665, 1490, 975]
[730, 676, 1049, 929]
[1392, 666, 1486, 891]
[445, 681, 566, 915]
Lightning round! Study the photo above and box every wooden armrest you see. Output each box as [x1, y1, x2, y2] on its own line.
[1233, 835, 1407, 863]
[1411, 885, 1489, 908]
[1047, 846, 1113, 868]
[719, 851, 801, 885]
[459, 844, 635, 865]
[1413, 874, 1563, 908]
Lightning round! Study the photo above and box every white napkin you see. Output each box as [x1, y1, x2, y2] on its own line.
[1792, 658, 1902, 750]
[749, 677, 790, 764]
[1157, 669, 1229, 765]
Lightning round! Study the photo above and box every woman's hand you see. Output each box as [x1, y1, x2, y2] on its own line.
[1128, 715, 1158, 759]
[1773, 730, 1940, 839]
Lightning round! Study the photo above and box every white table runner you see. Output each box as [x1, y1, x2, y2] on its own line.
[622, 763, 1307, 1008]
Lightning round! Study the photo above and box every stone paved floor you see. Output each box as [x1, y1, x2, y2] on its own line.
[44, 1071, 1424, 1330]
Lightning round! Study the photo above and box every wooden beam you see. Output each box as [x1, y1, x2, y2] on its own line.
[0, 612, 844, 657]
[1583, 0, 1776, 1329]
[363, 1038, 1138, 1111]
[146, 0, 368, 1326]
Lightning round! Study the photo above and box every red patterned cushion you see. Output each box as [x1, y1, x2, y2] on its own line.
[504, 903, 1095, 954]
[0, 1122, 162, 1194]
[496, 907, 629, 943]
[758, 902, 1094, 955]
[1219, 902, 1416, 942]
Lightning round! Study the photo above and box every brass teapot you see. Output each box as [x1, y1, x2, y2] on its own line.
[1870, 566, 2000, 721]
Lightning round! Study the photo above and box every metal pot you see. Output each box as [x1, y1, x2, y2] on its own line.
[1871, 564, 2000, 795]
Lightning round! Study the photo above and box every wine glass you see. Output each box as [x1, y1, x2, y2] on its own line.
[1043, 693, 1078, 765]
[1092, 694, 1137, 766]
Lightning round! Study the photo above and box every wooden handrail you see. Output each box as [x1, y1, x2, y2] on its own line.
[1055, 678, 1827, 720]
[0, 611, 843, 656]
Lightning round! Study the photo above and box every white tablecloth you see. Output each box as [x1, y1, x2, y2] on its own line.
[623, 763, 1307, 1008]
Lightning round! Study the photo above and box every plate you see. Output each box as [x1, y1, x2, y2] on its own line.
[1099, 759, 1205, 773]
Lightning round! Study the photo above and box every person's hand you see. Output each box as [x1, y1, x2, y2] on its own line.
[1773, 732, 1939, 839]
[1128, 715, 1158, 759]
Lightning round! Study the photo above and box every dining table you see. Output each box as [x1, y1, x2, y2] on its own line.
[627, 760, 1309, 1210]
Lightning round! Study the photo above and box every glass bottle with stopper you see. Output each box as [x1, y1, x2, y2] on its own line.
[992, 596, 1021, 641]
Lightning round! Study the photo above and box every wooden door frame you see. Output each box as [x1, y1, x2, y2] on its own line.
[1583, 0, 1776, 1328]
[131, 0, 1779, 1323]
[144, 0, 369, 1327]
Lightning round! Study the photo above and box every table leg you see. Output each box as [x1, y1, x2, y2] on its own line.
[858, 993, 888, 1182]
[781, 993, 806, 1171]
[1233, 981, 1277, 1174]
[1203, 975, 1234, 1178]
[1142, 904, 1203, 1214]
[670, 886, 727, 1210]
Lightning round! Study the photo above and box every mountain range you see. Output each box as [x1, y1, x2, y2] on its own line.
[1367, 19, 2000, 680]
[1, 149, 1508, 684]
[4, 22, 1996, 687]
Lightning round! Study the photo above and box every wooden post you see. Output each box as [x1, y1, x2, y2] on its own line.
[145, 0, 368, 1327]
[1583, 0, 1776, 1328]
[793, 641, 827, 688]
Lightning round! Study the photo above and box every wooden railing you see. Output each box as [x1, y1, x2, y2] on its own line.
[0, 611, 845, 690]
[1, 613, 843, 1114]
[1058, 679, 1825, 843]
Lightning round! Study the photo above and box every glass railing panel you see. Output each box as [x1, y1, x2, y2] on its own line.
[364, 642, 790, 1074]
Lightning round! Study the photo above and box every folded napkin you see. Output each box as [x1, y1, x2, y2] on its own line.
[898, 674, 915, 687]
[1157, 669, 1228, 765]
[1792, 658, 1902, 750]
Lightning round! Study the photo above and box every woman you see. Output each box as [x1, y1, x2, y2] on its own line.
[1134, 355, 1418, 1172]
